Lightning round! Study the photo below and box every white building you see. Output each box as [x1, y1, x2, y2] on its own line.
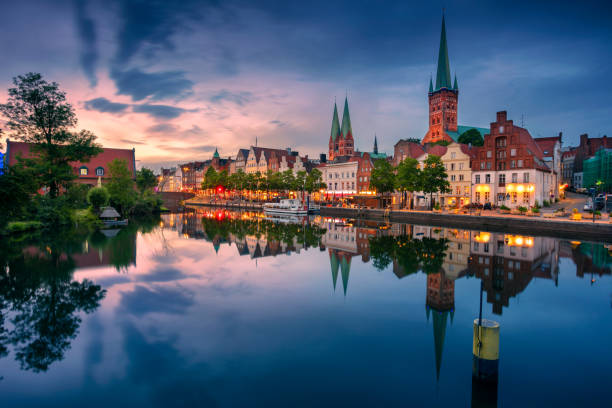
[318, 159, 358, 198]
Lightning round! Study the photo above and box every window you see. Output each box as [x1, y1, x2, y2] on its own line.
[480, 162, 485, 169]
[485, 174, 491, 183]
[512, 173, 518, 183]
[523, 192, 529, 203]
[465, 186, 470, 195]
[523, 172, 529, 183]
[451, 175, 456, 181]
[518, 159, 523, 167]
[459, 163, 464, 170]
[511, 148, 516, 156]
[451, 163, 455, 170]
[499, 125, 504, 133]
[79, 166, 88, 176]
[474, 242, 479, 251]
[456, 186, 461, 195]
[459, 174, 464, 181]
[451, 152, 456, 159]
[487, 162, 492, 169]
[95, 167, 104, 176]
[475, 192, 481, 202]
[484, 191, 490, 201]
[510, 160, 515, 168]
[487, 150, 492, 158]
[475, 175, 481, 183]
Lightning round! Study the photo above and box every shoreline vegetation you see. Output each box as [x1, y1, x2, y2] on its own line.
[0, 73, 162, 236]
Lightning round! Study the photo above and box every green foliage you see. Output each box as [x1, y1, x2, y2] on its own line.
[531, 208, 540, 213]
[421, 155, 451, 209]
[64, 183, 90, 209]
[458, 128, 484, 147]
[87, 187, 109, 211]
[33, 196, 73, 227]
[403, 138, 421, 144]
[534, 200, 540, 208]
[5, 221, 43, 234]
[0, 73, 102, 197]
[135, 168, 157, 194]
[131, 194, 163, 216]
[432, 140, 450, 146]
[368, 235, 448, 274]
[202, 166, 218, 190]
[72, 208, 102, 229]
[370, 159, 396, 195]
[518, 206, 528, 213]
[499, 205, 510, 211]
[542, 200, 550, 207]
[396, 157, 421, 192]
[0, 163, 38, 227]
[305, 168, 326, 193]
[434, 202, 441, 210]
[106, 159, 136, 216]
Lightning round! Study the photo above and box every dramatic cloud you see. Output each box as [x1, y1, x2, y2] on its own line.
[132, 103, 190, 119]
[74, 0, 98, 87]
[111, 68, 194, 101]
[120, 285, 195, 317]
[209, 90, 254, 106]
[84, 97, 129, 113]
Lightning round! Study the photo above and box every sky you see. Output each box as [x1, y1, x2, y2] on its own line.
[0, 0, 611, 169]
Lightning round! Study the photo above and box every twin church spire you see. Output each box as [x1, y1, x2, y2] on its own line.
[328, 96, 354, 160]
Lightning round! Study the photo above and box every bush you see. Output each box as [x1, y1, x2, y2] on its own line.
[499, 205, 510, 211]
[594, 210, 601, 216]
[5, 221, 43, 234]
[131, 194, 163, 216]
[34, 196, 72, 227]
[73, 208, 103, 229]
[531, 208, 540, 213]
[433, 202, 441, 210]
[87, 187, 110, 211]
[518, 206, 528, 213]
[65, 183, 91, 209]
[534, 200, 540, 208]
[543, 200, 550, 207]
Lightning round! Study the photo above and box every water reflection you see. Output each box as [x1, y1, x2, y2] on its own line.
[1, 209, 611, 406]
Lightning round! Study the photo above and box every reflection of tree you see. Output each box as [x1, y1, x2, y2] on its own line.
[369, 235, 448, 275]
[0, 231, 106, 372]
[200, 214, 327, 249]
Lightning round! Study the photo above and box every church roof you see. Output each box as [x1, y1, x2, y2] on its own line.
[340, 96, 353, 140]
[434, 15, 453, 91]
[445, 125, 489, 143]
[330, 102, 341, 143]
[213, 148, 220, 158]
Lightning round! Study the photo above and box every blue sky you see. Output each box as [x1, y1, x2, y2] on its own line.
[0, 0, 610, 168]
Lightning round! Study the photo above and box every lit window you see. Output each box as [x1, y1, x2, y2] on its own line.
[79, 167, 88, 176]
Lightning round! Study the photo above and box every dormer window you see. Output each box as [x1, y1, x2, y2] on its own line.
[79, 166, 88, 176]
[95, 167, 104, 176]
[499, 125, 505, 133]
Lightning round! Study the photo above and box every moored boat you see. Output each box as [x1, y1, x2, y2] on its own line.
[263, 199, 308, 215]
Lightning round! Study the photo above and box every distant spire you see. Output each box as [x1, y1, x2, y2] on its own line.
[330, 252, 339, 291]
[432, 310, 449, 381]
[330, 102, 341, 143]
[340, 96, 353, 140]
[213, 147, 220, 159]
[453, 74, 458, 91]
[435, 15, 452, 91]
[373, 134, 379, 154]
[429, 75, 434, 93]
[340, 256, 351, 296]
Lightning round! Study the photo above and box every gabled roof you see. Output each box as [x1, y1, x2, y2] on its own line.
[425, 144, 448, 157]
[236, 148, 249, 160]
[252, 146, 291, 163]
[534, 136, 560, 157]
[396, 141, 426, 159]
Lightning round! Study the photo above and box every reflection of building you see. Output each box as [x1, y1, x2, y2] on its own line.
[469, 232, 558, 314]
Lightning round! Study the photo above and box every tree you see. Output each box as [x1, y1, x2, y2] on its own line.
[421, 155, 451, 210]
[458, 128, 484, 147]
[87, 187, 109, 211]
[403, 138, 421, 144]
[135, 168, 157, 194]
[295, 170, 307, 197]
[305, 168, 326, 193]
[370, 159, 396, 207]
[396, 157, 421, 209]
[203, 166, 217, 191]
[0, 73, 102, 197]
[281, 170, 296, 193]
[106, 159, 136, 215]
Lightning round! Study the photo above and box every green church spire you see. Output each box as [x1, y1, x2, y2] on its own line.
[435, 15, 452, 91]
[373, 134, 378, 154]
[213, 147, 220, 159]
[330, 252, 339, 291]
[330, 102, 341, 143]
[429, 76, 434, 93]
[432, 310, 449, 381]
[453, 74, 458, 91]
[340, 96, 353, 140]
[340, 256, 351, 296]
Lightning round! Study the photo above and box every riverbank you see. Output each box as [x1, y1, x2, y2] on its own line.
[321, 207, 612, 242]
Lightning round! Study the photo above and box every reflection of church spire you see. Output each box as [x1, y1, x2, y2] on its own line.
[340, 255, 352, 296]
[330, 251, 339, 291]
[432, 310, 449, 381]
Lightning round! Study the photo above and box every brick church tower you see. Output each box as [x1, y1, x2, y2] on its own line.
[422, 16, 459, 145]
[328, 97, 355, 160]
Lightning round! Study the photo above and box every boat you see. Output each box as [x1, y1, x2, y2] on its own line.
[263, 199, 308, 215]
[308, 203, 321, 214]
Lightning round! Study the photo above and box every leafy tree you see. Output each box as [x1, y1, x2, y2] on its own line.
[0, 164, 38, 227]
[431, 139, 451, 146]
[403, 138, 421, 144]
[216, 169, 229, 189]
[202, 166, 217, 190]
[135, 168, 157, 194]
[421, 155, 451, 210]
[458, 128, 484, 147]
[370, 159, 396, 207]
[281, 170, 296, 192]
[106, 159, 136, 215]
[295, 170, 307, 197]
[305, 168, 326, 193]
[0, 73, 102, 197]
[87, 186, 109, 211]
[396, 157, 421, 209]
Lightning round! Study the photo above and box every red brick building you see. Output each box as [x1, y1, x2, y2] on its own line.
[5, 140, 136, 186]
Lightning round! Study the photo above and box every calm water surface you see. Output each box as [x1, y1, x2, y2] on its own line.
[1, 209, 611, 407]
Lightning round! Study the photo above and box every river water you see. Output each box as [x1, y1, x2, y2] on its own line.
[1, 209, 611, 407]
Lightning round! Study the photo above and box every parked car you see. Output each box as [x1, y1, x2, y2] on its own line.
[584, 200, 593, 211]
[594, 196, 606, 210]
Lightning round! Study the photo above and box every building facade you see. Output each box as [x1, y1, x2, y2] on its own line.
[471, 111, 556, 208]
[439, 142, 474, 207]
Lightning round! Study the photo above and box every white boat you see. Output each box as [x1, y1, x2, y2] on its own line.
[263, 199, 308, 215]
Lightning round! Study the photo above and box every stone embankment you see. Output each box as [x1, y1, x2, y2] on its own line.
[320, 207, 612, 242]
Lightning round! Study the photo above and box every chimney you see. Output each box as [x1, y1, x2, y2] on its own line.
[496, 111, 507, 123]
[580, 133, 588, 147]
